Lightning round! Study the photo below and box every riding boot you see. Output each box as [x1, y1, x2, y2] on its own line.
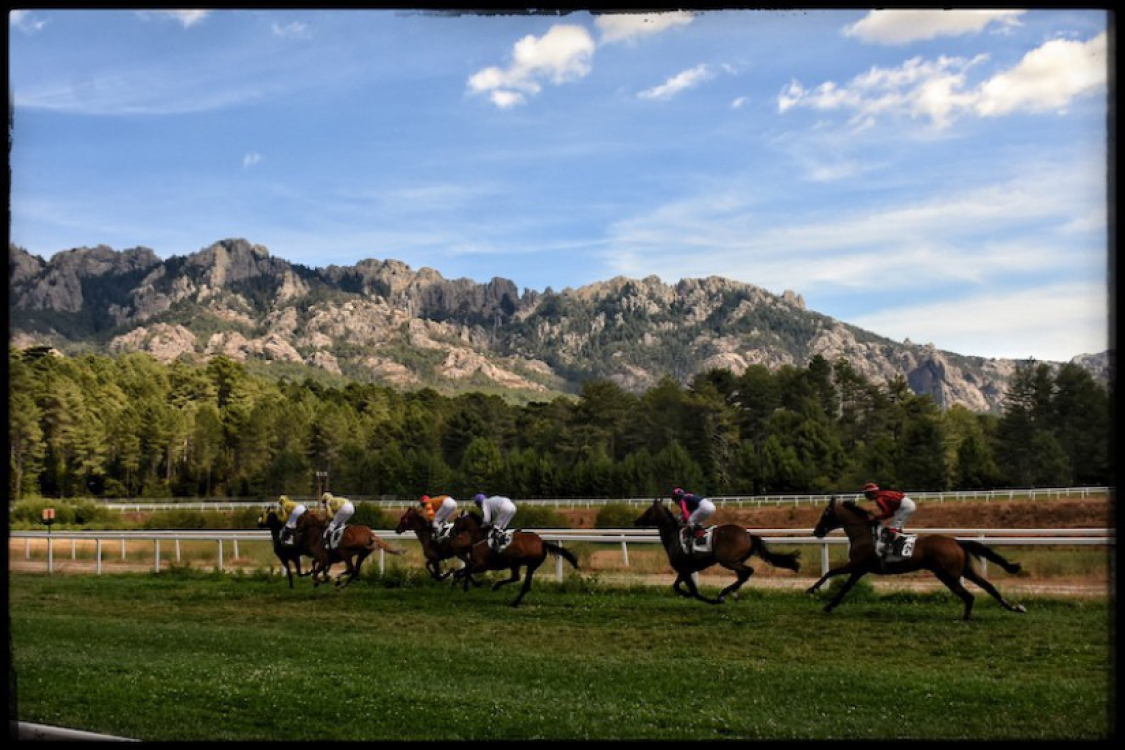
[279, 527, 294, 546]
[693, 525, 707, 547]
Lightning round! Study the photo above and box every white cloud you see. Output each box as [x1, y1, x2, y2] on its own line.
[974, 32, 1108, 117]
[844, 9, 1025, 45]
[638, 64, 713, 100]
[242, 152, 262, 168]
[271, 21, 309, 39]
[467, 24, 595, 108]
[596, 11, 694, 44]
[849, 282, 1108, 361]
[778, 32, 1106, 129]
[10, 10, 47, 34]
[136, 10, 211, 29]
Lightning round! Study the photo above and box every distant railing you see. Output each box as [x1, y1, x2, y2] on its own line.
[11, 527, 1114, 581]
[30, 486, 1110, 513]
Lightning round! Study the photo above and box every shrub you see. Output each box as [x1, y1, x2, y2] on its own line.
[594, 503, 641, 528]
[353, 503, 396, 530]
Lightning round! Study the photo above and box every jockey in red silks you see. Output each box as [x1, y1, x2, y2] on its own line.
[859, 482, 916, 557]
[672, 487, 715, 545]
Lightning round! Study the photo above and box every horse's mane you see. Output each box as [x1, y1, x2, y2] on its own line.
[839, 499, 871, 520]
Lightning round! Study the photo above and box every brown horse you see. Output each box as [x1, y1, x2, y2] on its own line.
[447, 513, 579, 607]
[257, 508, 317, 588]
[299, 513, 405, 589]
[634, 499, 801, 605]
[808, 496, 1027, 620]
[395, 506, 478, 585]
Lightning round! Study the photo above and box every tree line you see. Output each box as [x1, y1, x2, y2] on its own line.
[7, 347, 1112, 502]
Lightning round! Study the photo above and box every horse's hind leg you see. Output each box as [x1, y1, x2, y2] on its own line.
[934, 570, 976, 620]
[681, 571, 721, 605]
[717, 563, 754, 602]
[492, 566, 522, 591]
[963, 568, 1026, 614]
[511, 562, 542, 608]
[807, 562, 854, 595]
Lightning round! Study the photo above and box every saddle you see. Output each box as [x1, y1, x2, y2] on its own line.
[679, 526, 715, 554]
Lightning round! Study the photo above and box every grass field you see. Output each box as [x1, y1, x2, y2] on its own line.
[8, 568, 1114, 741]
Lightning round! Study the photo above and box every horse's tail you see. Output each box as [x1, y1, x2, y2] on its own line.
[750, 534, 801, 572]
[543, 541, 580, 570]
[367, 531, 406, 556]
[957, 539, 1021, 575]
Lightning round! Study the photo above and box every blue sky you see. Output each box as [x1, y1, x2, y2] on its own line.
[8, 9, 1110, 362]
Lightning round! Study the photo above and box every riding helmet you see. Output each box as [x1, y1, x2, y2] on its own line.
[473, 493, 487, 504]
[862, 482, 879, 494]
[419, 495, 430, 504]
[671, 487, 685, 499]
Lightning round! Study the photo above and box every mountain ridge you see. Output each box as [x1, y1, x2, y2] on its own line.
[8, 238, 1109, 411]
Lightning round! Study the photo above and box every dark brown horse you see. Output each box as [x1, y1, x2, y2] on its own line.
[395, 506, 477, 584]
[808, 497, 1027, 620]
[299, 513, 405, 589]
[447, 513, 579, 607]
[257, 508, 317, 588]
[634, 499, 801, 605]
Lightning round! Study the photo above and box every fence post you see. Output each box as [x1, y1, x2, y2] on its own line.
[379, 548, 385, 575]
[96, 539, 102, 575]
[821, 542, 830, 576]
[621, 540, 630, 567]
[154, 540, 160, 573]
[217, 540, 224, 572]
[47, 535, 54, 574]
[556, 541, 564, 582]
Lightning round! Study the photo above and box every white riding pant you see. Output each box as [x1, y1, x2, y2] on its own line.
[688, 499, 716, 527]
[284, 505, 307, 529]
[434, 498, 458, 527]
[885, 497, 916, 531]
[328, 502, 355, 532]
[483, 498, 516, 530]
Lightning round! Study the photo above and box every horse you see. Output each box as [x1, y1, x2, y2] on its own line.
[634, 499, 802, 605]
[808, 496, 1027, 620]
[298, 513, 406, 589]
[395, 506, 477, 584]
[257, 508, 317, 588]
[446, 513, 579, 607]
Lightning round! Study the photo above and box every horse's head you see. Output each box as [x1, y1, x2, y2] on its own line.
[634, 499, 670, 528]
[813, 495, 868, 537]
[395, 507, 419, 534]
[257, 507, 279, 529]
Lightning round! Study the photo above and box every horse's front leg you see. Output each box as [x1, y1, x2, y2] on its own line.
[492, 566, 521, 591]
[680, 569, 721, 605]
[806, 561, 855, 595]
[823, 570, 866, 613]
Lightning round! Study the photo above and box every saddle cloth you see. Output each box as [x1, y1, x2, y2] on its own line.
[490, 528, 515, 553]
[878, 532, 917, 561]
[680, 527, 715, 554]
[326, 525, 346, 550]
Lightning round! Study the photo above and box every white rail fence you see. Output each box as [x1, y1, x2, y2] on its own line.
[61, 486, 1110, 513]
[12, 527, 1113, 582]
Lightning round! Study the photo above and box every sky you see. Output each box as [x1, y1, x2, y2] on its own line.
[8, 8, 1111, 363]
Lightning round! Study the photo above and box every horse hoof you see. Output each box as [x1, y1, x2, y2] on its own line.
[1014, 604, 1027, 613]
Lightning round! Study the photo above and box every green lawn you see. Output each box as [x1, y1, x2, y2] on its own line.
[8, 569, 1114, 740]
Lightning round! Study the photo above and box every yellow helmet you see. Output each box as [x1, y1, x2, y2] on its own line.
[321, 492, 334, 503]
[278, 494, 291, 504]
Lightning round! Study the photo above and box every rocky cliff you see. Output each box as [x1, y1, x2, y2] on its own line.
[8, 239, 1108, 411]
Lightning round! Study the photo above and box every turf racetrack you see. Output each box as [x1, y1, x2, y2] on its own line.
[8, 568, 1113, 740]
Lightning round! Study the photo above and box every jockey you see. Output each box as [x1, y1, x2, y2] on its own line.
[420, 494, 458, 538]
[672, 487, 715, 545]
[276, 495, 306, 546]
[473, 493, 517, 552]
[859, 482, 916, 558]
[321, 492, 355, 545]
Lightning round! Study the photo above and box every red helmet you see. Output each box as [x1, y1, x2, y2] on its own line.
[862, 483, 879, 494]
[419, 495, 431, 505]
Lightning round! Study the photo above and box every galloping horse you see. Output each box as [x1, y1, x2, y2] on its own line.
[808, 497, 1027, 620]
[299, 513, 405, 589]
[257, 509, 316, 588]
[395, 507, 474, 583]
[447, 513, 579, 607]
[634, 499, 801, 605]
